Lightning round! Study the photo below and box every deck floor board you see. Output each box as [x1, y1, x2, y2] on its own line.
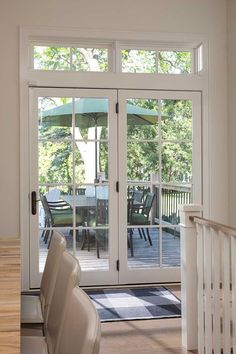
[39, 229, 180, 273]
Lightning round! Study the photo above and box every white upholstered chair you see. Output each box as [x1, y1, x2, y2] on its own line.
[21, 251, 82, 354]
[56, 286, 101, 354]
[21, 231, 66, 325]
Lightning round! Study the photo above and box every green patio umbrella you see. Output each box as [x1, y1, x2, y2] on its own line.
[40, 98, 158, 127]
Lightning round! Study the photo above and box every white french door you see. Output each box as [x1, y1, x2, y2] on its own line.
[29, 88, 118, 287]
[28, 88, 201, 287]
[118, 90, 201, 284]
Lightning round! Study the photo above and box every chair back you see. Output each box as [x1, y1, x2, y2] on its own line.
[132, 189, 143, 203]
[41, 194, 54, 227]
[46, 251, 81, 354]
[57, 286, 101, 354]
[40, 231, 66, 322]
[96, 199, 109, 226]
[76, 187, 86, 195]
[142, 192, 155, 217]
[46, 188, 61, 202]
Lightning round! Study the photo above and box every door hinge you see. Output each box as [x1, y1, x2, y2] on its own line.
[116, 102, 119, 114]
[116, 259, 120, 271]
[116, 181, 119, 192]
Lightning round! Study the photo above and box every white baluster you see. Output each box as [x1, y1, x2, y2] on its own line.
[222, 232, 231, 354]
[212, 229, 221, 354]
[231, 235, 236, 354]
[204, 225, 213, 354]
[197, 222, 204, 354]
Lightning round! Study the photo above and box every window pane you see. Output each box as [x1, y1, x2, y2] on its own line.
[162, 226, 180, 267]
[38, 141, 73, 184]
[127, 142, 159, 182]
[126, 99, 158, 141]
[161, 99, 192, 141]
[74, 98, 108, 137]
[72, 48, 108, 71]
[34, 46, 70, 70]
[161, 142, 192, 183]
[76, 228, 109, 270]
[127, 226, 160, 268]
[74, 141, 108, 184]
[38, 97, 72, 140]
[158, 51, 191, 74]
[122, 49, 156, 73]
[161, 186, 191, 226]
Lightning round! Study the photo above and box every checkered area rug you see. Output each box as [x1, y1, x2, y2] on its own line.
[85, 287, 181, 322]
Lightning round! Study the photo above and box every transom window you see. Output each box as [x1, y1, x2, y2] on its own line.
[33, 45, 109, 72]
[30, 41, 200, 75]
[121, 49, 192, 74]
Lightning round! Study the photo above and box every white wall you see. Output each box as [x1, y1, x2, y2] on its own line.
[227, 0, 236, 227]
[0, 0, 228, 237]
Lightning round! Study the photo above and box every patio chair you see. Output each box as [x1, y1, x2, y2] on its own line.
[128, 192, 155, 256]
[21, 252, 82, 354]
[127, 188, 144, 224]
[132, 189, 144, 203]
[84, 198, 109, 258]
[41, 194, 84, 246]
[40, 189, 62, 240]
[21, 231, 66, 326]
[21, 286, 100, 354]
[75, 187, 86, 195]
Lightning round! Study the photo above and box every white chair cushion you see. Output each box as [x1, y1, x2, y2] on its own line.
[21, 295, 43, 323]
[21, 336, 48, 354]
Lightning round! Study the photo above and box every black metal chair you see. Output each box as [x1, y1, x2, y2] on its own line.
[41, 195, 83, 246]
[128, 192, 155, 257]
[85, 199, 109, 258]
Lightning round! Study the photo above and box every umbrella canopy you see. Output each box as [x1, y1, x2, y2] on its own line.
[41, 98, 158, 127]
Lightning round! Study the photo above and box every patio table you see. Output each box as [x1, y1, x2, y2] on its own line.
[62, 195, 97, 209]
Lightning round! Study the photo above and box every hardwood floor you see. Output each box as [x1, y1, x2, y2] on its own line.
[100, 318, 186, 354]
[21, 284, 196, 353]
[99, 285, 195, 354]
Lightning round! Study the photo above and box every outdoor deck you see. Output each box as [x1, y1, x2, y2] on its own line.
[39, 228, 180, 273]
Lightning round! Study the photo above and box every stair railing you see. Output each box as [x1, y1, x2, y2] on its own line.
[180, 204, 236, 354]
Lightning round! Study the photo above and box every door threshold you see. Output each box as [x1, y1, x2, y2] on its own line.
[82, 281, 180, 291]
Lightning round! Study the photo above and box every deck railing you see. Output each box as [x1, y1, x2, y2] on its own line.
[180, 205, 236, 354]
[155, 183, 191, 226]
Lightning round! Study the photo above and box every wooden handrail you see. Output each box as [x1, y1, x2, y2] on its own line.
[190, 216, 236, 237]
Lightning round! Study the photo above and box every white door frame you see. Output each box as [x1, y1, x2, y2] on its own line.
[20, 28, 209, 291]
[26, 87, 202, 288]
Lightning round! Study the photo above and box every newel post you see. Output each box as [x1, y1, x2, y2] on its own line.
[179, 204, 202, 351]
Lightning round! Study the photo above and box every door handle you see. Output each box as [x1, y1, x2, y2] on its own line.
[31, 191, 38, 215]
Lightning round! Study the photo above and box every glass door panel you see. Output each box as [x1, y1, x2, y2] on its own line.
[30, 88, 118, 287]
[118, 90, 201, 284]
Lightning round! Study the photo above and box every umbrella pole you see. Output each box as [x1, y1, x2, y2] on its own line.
[95, 119, 98, 181]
